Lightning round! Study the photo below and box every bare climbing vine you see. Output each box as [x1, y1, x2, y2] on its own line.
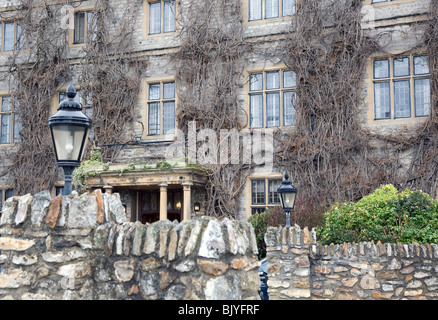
[1, 0, 72, 195]
[401, 0, 438, 196]
[79, 0, 147, 162]
[174, 0, 251, 218]
[276, 0, 438, 209]
[1, 0, 145, 194]
[1, 0, 438, 219]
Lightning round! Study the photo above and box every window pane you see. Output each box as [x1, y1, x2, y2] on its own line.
[74, 12, 85, 44]
[163, 101, 175, 134]
[163, 82, 175, 99]
[87, 12, 97, 42]
[163, 0, 176, 33]
[149, 83, 160, 100]
[13, 113, 21, 143]
[252, 180, 265, 205]
[167, 192, 173, 210]
[282, 0, 296, 16]
[250, 73, 263, 91]
[414, 56, 429, 75]
[1, 97, 11, 112]
[0, 189, 3, 211]
[16, 21, 25, 50]
[0, 24, 2, 52]
[56, 187, 64, 196]
[394, 80, 410, 118]
[149, 2, 161, 34]
[283, 91, 296, 126]
[150, 192, 158, 210]
[250, 94, 263, 128]
[249, 0, 262, 21]
[414, 78, 431, 117]
[283, 70, 296, 88]
[252, 207, 266, 215]
[5, 189, 13, 200]
[148, 102, 160, 135]
[4, 22, 14, 52]
[266, 71, 280, 90]
[393, 57, 409, 77]
[1, 114, 11, 144]
[268, 179, 281, 204]
[266, 92, 280, 127]
[87, 12, 93, 29]
[265, 0, 279, 19]
[141, 193, 150, 211]
[374, 82, 390, 119]
[374, 59, 389, 79]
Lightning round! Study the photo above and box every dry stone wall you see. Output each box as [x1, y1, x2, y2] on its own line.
[0, 190, 260, 300]
[266, 225, 438, 300]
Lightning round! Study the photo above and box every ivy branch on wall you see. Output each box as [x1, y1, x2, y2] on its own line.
[276, 0, 438, 208]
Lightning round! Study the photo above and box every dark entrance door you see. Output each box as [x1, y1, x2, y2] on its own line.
[139, 190, 182, 224]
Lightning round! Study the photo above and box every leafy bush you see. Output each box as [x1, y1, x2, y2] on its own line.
[316, 184, 438, 244]
[248, 211, 268, 260]
[248, 195, 326, 259]
[291, 193, 326, 229]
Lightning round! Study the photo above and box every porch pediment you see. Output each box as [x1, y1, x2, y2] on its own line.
[80, 160, 207, 190]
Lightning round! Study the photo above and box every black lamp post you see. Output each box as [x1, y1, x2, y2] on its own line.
[277, 171, 297, 229]
[49, 82, 92, 195]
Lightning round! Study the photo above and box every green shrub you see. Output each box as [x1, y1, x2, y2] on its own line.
[248, 194, 326, 259]
[248, 211, 268, 260]
[316, 184, 438, 244]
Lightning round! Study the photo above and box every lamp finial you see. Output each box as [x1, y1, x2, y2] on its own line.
[66, 81, 77, 99]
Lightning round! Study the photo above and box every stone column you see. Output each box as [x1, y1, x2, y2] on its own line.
[159, 182, 168, 221]
[182, 182, 193, 221]
[103, 185, 113, 195]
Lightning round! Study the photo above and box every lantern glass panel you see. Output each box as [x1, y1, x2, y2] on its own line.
[280, 191, 296, 210]
[52, 124, 88, 162]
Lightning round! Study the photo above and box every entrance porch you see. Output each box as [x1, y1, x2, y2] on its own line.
[84, 164, 207, 223]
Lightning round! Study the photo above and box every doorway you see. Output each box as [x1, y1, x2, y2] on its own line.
[139, 189, 182, 224]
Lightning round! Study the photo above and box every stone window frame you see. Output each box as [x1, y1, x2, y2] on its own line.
[250, 177, 282, 215]
[142, 77, 177, 139]
[245, 66, 297, 129]
[143, 0, 178, 37]
[69, 6, 97, 47]
[0, 187, 14, 213]
[243, 0, 296, 23]
[0, 95, 21, 145]
[367, 53, 431, 124]
[0, 19, 26, 54]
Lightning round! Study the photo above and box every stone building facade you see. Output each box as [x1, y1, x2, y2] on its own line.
[0, 0, 434, 224]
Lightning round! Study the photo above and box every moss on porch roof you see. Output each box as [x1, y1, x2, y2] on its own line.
[73, 157, 207, 191]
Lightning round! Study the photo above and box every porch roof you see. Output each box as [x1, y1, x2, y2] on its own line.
[83, 160, 207, 190]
